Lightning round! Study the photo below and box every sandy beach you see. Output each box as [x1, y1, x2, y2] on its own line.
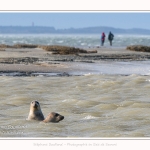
[1, 46, 150, 76]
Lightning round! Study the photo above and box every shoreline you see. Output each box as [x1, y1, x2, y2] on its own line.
[1, 46, 150, 76]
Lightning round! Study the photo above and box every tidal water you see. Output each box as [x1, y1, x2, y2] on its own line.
[1, 61, 150, 137]
[0, 33, 150, 48]
[1, 34, 150, 138]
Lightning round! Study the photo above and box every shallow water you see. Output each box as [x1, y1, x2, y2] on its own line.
[1, 33, 150, 138]
[1, 61, 150, 137]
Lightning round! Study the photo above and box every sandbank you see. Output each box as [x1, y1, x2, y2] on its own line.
[0, 46, 150, 76]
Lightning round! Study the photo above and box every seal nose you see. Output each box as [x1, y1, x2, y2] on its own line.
[61, 116, 64, 120]
[33, 103, 38, 108]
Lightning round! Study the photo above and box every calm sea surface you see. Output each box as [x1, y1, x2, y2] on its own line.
[1, 34, 150, 137]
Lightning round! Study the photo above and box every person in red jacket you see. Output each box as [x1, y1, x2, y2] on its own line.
[101, 32, 106, 46]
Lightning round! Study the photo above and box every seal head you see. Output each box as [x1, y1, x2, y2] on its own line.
[27, 101, 44, 121]
[43, 112, 64, 123]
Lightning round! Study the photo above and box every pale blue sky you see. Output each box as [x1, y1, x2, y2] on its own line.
[0, 12, 150, 29]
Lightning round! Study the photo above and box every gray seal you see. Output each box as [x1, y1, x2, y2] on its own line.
[43, 112, 64, 123]
[27, 101, 44, 121]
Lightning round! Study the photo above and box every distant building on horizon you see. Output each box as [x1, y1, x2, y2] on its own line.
[32, 22, 34, 27]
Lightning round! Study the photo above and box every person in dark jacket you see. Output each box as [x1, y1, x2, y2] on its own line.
[101, 32, 106, 46]
[108, 31, 114, 46]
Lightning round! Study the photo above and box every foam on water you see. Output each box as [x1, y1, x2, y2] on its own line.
[83, 115, 99, 120]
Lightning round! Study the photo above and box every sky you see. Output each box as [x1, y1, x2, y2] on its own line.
[0, 12, 150, 30]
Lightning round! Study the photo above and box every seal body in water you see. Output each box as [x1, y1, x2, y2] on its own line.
[27, 101, 45, 121]
[43, 112, 64, 123]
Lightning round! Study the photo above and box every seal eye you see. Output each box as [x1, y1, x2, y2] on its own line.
[36, 101, 39, 105]
[55, 113, 59, 117]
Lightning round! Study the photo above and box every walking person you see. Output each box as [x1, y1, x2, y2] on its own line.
[108, 31, 114, 46]
[101, 32, 106, 46]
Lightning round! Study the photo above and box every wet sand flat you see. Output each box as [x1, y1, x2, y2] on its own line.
[0, 47, 150, 75]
